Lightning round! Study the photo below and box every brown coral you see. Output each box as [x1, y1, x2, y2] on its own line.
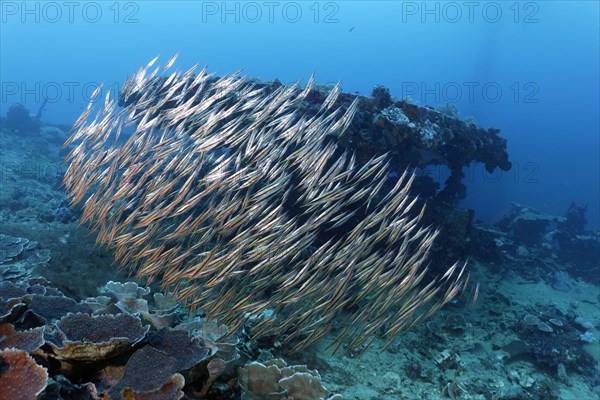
[107, 346, 185, 400]
[0, 323, 44, 352]
[46, 312, 149, 361]
[147, 328, 209, 371]
[27, 294, 92, 323]
[0, 348, 48, 400]
[239, 359, 340, 400]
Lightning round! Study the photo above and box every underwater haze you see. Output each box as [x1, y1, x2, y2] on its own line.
[1, 2, 600, 400]
[1, 1, 598, 227]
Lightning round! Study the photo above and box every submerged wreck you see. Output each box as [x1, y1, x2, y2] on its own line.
[1, 59, 519, 399]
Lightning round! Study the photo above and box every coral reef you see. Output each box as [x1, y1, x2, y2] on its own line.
[0, 347, 48, 399]
[472, 202, 600, 285]
[511, 305, 598, 375]
[0, 233, 223, 397]
[2, 57, 598, 400]
[0, 323, 44, 352]
[106, 345, 186, 400]
[239, 358, 341, 400]
[0, 234, 51, 281]
[63, 57, 468, 353]
[45, 312, 149, 361]
[2, 103, 42, 134]
[370, 84, 393, 110]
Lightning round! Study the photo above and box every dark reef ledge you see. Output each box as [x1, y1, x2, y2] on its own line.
[333, 88, 511, 205]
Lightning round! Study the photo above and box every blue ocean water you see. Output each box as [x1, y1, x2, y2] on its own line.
[2, 1, 598, 228]
[1, 2, 600, 399]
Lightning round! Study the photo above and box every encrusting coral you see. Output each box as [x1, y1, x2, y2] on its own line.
[45, 312, 149, 361]
[239, 358, 342, 400]
[0, 323, 44, 353]
[63, 55, 468, 353]
[0, 347, 48, 400]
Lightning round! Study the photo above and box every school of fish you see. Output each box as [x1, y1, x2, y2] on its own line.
[63, 55, 468, 353]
